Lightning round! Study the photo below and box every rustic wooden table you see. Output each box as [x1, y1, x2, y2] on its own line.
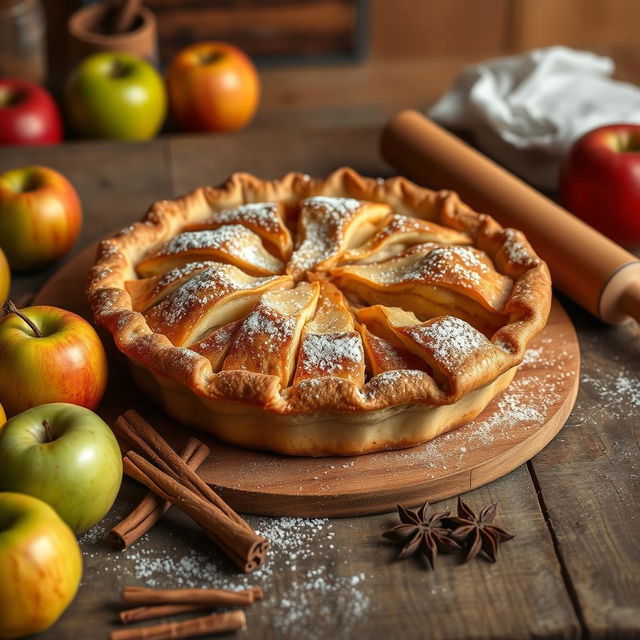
[4, 122, 639, 640]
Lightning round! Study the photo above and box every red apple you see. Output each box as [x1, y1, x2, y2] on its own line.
[0, 165, 82, 271]
[0, 78, 62, 146]
[0, 492, 82, 639]
[167, 42, 260, 133]
[560, 123, 640, 246]
[0, 302, 108, 417]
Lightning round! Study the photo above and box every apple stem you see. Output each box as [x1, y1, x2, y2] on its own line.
[2, 300, 43, 338]
[42, 420, 55, 443]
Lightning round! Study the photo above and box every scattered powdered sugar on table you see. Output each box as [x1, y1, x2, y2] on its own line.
[79, 513, 370, 638]
[386, 343, 573, 475]
[581, 366, 640, 418]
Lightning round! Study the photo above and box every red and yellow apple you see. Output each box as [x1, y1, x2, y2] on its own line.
[0, 78, 63, 146]
[167, 42, 260, 133]
[0, 303, 108, 417]
[65, 52, 166, 140]
[0, 404, 5, 427]
[0, 403, 122, 534]
[0, 166, 82, 271]
[0, 247, 9, 304]
[0, 492, 82, 639]
[560, 123, 640, 246]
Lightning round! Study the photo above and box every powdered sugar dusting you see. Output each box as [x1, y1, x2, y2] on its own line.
[304, 196, 362, 215]
[211, 202, 282, 233]
[367, 246, 492, 289]
[361, 214, 464, 249]
[404, 316, 487, 368]
[155, 261, 216, 290]
[152, 226, 281, 271]
[192, 321, 237, 353]
[503, 228, 535, 265]
[288, 197, 364, 274]
[299, 332, 364, 374]
[153, 266, 276, 327]
[234, 305, 296, 353]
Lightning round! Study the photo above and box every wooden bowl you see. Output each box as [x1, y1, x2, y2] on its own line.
[67, 2, 158, 66]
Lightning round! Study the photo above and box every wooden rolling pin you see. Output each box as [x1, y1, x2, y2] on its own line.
[381, 110, 640, 325]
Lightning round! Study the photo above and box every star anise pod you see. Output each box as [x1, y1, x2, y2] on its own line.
[446, 497, 515, 563]
[383, 501, 461, 569]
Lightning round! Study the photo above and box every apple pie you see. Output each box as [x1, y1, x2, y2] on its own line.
[87, 168, 551, 456]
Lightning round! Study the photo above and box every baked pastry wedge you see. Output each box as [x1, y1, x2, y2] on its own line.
[87, 168, 551, 456]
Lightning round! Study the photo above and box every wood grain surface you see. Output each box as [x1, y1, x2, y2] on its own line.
[3, 125, 638, 640]
[33, 250, 580, 517]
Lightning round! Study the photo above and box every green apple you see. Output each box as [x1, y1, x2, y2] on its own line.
[65, 51, 166, 140]
[0, 403, 122, 533]
[0, 492, 82, 639]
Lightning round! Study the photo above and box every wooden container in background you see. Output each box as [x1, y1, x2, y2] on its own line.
[67, 2, 158, 66]
[146, 0, 365, 67]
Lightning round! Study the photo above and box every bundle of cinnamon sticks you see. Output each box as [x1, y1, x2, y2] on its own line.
[111, 410, 269, 573]
[111, 585, 264, 640]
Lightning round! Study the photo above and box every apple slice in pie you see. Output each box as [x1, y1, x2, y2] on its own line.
[332, 246, 512, 336]
[137, 225, 284, 277]
[341, 213, 471, 264]
[183, 201, 292, 259]
[293, 282, 365, 387]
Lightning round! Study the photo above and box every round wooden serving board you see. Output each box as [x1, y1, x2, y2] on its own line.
[34, 244, 580, 517]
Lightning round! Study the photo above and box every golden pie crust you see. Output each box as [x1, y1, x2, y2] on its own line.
[87, 168, 551, 456]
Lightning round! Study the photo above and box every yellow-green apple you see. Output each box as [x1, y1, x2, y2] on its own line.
[0, 165, 82, 271]
[0, 492, 82, 639]
[0, 403, 122, 533]
[0, 302, 108, 416]
[167, 42, 260, 133]
[65, 52, 166, 140]
[0, 247, 8, 303]
[560, 123, 640, 246]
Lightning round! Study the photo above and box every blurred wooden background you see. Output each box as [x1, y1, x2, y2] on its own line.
[44, 0, 640, 126]
[370, 0, 639, 57]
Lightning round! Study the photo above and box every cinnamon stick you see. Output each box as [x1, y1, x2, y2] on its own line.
[123, 451, 268, 572]
[109, 610, 246, 640]
[110, 438, 210, 549]
[120, 604, 207, 625]
[119, 587, 264, 624]
[110, 0, 142, 34]
[113, 411, 256, 536]
[123, 586, 253, 607]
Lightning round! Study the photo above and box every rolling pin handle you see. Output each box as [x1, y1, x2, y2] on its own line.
[620, 280, 640, 324]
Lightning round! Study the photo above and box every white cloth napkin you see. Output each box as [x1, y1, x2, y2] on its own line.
[429, 46, 640, 190]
